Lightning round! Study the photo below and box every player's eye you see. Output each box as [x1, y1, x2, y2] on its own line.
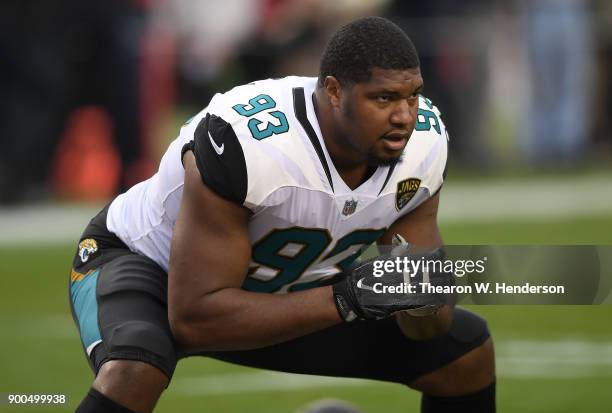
[376, 95, 391, 103]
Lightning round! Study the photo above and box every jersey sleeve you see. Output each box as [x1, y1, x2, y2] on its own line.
[183, 112, 248, 205]
[180, 77, 322, 211]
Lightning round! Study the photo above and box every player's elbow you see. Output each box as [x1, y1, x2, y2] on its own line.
[167, 303, 207, 350]
[168, 300, 228, 351]
[169, 314, 195, 349]
[169, 312, 214, 351]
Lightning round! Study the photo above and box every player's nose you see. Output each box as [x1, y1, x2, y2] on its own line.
[389, 99, 415, 127]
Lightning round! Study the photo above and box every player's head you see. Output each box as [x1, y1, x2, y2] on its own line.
[317, 16, 423, 166]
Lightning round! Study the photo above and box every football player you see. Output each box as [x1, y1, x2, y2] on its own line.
[69, 16, 495, 413]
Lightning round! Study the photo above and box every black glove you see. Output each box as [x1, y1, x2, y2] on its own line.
[332, 235, 454, 322]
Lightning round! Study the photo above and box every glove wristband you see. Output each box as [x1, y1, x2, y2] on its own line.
[332, 282, 360, 322]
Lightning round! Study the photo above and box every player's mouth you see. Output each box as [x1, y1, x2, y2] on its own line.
[382, 133, 410, 152]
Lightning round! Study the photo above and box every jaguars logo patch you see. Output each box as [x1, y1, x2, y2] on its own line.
[78, 238, 98, 263]
[395, 178, 421, 211]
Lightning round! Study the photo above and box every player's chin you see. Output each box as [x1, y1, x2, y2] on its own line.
[367, 150, 403, 167]
[371, 139, 407, 163]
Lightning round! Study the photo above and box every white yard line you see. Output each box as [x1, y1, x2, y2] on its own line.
[496, 339, 612, 379]
[438, 174, 612, 222]
[0, 173, 610, 246]
[0, 203, 102, 246]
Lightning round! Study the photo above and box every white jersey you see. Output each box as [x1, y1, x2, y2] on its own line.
[107, 76, 448, 293]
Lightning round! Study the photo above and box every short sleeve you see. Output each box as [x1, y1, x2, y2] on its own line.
[182, 113, 248, 204]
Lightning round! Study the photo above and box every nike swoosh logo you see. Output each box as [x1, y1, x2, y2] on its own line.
[208, 131, 224, 155]
[356, 278, 374, 291]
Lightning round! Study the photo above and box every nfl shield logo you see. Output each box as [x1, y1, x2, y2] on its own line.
[395, 178, 421, 211]
[342, 199, 358, 216]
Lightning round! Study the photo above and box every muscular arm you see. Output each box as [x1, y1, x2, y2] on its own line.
[168, 152, 341, 352]
[378, 192, 453, 339]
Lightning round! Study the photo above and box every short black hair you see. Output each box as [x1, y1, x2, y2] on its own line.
[318, 16, 420, 87]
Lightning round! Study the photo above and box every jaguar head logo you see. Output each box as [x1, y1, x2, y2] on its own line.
[78, 238, 98, 263]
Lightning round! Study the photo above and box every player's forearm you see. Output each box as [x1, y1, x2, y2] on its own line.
[169, 285, 341, 352]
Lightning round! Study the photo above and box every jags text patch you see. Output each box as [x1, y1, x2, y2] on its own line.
[395, 178, 421, 211]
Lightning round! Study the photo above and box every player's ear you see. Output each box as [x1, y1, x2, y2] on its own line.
[323, 76, 342, 108]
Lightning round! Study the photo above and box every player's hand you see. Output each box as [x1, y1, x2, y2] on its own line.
[332, 235, 454, 322]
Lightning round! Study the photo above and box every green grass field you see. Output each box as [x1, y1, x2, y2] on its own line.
[1, 216, 611, 412]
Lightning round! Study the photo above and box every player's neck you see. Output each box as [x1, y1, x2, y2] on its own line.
[313, 90, 373, 190]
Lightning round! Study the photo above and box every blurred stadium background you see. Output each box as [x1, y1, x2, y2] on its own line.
[1, 0, 611, 412]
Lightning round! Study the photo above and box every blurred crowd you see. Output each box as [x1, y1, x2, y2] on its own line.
[1, 0, 611, 204]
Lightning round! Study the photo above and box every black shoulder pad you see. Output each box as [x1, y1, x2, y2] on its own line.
[185, 113, 248, 204]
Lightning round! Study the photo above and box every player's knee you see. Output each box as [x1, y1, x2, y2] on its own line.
[92, 320, 177, 396]
[409, 310, 495, 396]
[87, 320, 175, 413]
[95, 359, 167, 388]
[105, 320, 176, 367]
[93, 360, 169, 412]
[396, 305, 454, 340]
